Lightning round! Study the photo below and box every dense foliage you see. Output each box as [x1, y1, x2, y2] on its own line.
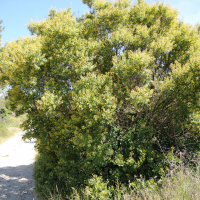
[1, 0, 200, 197]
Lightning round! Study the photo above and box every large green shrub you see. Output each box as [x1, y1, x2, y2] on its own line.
[1, 0, 200, 196]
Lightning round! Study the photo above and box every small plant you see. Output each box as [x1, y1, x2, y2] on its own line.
[82, 175, 112, 200]
[48, 185, 64, 200]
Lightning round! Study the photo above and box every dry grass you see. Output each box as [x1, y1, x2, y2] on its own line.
[129, 166, 200, 200]
[0, 114, 27, 144]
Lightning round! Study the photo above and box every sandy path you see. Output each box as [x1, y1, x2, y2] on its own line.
[0, 132, 39, 200]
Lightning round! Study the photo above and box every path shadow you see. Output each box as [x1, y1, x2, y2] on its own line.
[0, 164, 39, 200]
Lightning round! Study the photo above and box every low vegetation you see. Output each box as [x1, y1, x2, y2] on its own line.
[36, 154, 200, 199]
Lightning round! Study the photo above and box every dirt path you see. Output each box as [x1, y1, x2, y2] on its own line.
[0, 132, 39, 200]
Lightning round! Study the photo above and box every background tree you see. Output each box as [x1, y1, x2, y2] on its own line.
[0, 19, 6, 121]
[1, 0, 200, 197]
[0, 19, 4, 47]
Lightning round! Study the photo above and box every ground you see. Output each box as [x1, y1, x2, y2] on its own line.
[0, 132, 39, 200]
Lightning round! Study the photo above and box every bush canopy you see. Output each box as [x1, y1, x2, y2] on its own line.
[1, 0, 200, 196]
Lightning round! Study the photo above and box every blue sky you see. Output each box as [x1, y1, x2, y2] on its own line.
[0, 0, 200, 46]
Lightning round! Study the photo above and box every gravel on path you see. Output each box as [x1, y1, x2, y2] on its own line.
[0, 132, 39, 200]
